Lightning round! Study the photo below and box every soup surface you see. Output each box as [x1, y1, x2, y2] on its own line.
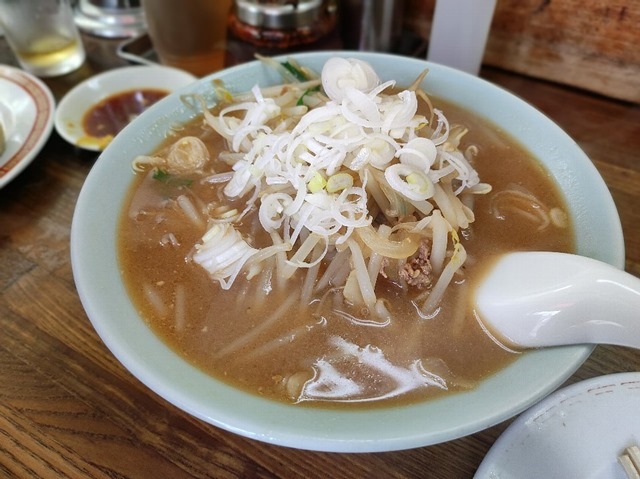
[118, 62, 574, 408]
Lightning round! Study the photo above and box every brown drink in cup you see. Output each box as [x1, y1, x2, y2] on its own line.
[142, 0, 232, 77]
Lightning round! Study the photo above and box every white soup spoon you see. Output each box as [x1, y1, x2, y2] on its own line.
[474, 252, 640, 349]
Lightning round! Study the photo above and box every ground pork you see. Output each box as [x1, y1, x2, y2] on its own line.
[399, 242, 433, 289]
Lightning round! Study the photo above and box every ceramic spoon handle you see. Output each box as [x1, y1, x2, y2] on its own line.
[475, 252, 640, 349]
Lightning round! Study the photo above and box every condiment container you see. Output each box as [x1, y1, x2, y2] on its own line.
[225, 0, 341, 66]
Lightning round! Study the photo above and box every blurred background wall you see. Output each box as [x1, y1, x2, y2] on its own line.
[402, 0, 639, 103]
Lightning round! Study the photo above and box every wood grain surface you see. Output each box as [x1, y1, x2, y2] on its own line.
[1, 34, 639, 478]
[403, 0, 640, 103]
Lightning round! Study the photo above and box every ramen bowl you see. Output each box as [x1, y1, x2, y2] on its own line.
[70, 51, 624, 452]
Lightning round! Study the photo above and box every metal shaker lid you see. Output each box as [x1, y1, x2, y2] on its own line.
[234, 0, 334, 30]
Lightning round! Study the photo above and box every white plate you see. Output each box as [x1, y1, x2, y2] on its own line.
[54, 65, 196, 151]
[475, 372, 640, 479]
[0, 65, 55, 189]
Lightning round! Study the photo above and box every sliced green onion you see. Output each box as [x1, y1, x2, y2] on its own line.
[153, 169, 193, 187]
[307, 171, 327, 193]
[282, 61, 308, 82]
[296, 85, 321, 106]
[326, 173, 354, 193]
[384, 164, 434, 201]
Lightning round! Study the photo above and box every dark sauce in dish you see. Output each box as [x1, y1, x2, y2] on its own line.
[82, 88, 168, 139]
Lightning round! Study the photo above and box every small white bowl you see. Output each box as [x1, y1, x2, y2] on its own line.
[71, 52, 624, 452]
[476, 372, 640, 478]
[55, 65, 196, 151]
[0, 65, 55, 189]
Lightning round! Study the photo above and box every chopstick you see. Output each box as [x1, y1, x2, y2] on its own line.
[0, 120, 5, 156]
[619, 446, 640, 479]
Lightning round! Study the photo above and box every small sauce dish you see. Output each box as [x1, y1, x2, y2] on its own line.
[55, 65, 196, 151]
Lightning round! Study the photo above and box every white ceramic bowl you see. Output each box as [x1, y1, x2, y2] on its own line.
[0, 65, 55, 189]
[475, 372, 640, 478]
[70, 52, 624, 452]
[55, 65, 196, 151]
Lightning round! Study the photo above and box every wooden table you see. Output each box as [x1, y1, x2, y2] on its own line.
[1, 35, 639, 479]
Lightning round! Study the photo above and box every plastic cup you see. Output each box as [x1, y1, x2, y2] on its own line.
[142, 0, 232, 77]
[0, 0, 86, 77]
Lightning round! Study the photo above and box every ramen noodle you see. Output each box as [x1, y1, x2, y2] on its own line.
[119, 57, 573, 407]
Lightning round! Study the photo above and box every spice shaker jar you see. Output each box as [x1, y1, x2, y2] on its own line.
[225, 0, 341, 66]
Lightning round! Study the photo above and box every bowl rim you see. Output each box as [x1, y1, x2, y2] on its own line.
[70, 51, 624, 452]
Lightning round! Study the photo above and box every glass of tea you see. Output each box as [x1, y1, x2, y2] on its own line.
[142, 0, 232, 77]
[0, 0, 86, 77]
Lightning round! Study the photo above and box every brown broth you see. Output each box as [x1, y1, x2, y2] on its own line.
[117, 98, 574, 409]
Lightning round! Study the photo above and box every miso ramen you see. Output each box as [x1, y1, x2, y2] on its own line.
[118, 57, 574, 408]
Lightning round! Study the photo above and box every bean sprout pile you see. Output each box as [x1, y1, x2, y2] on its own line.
[133, 57, 492, 319]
